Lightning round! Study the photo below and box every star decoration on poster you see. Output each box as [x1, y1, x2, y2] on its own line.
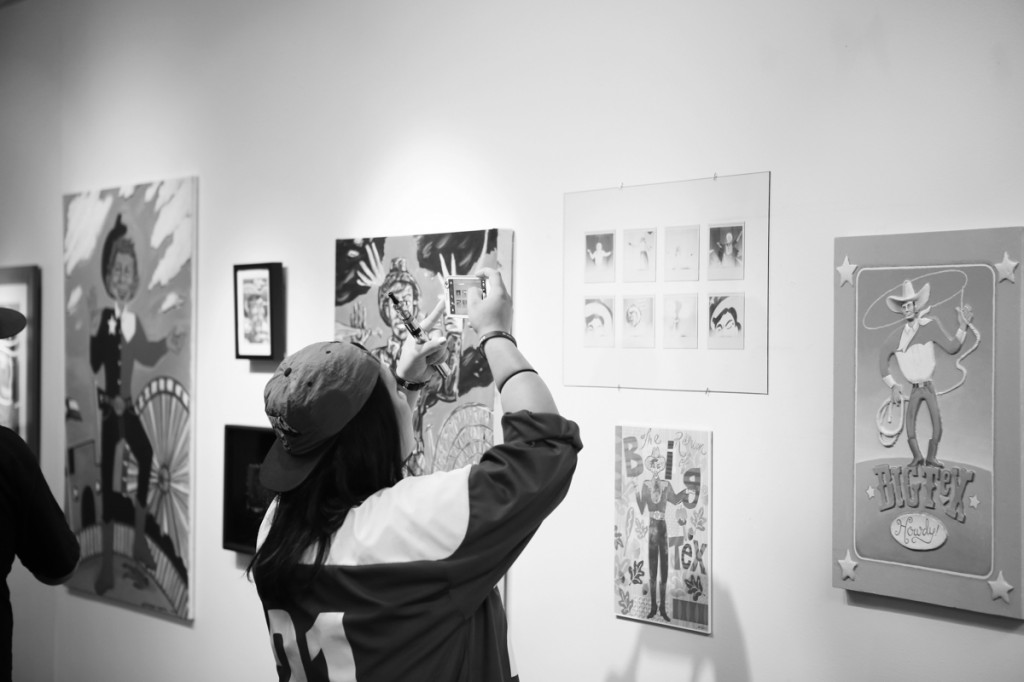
[838, 550, 857, 581]
[988, 571, 1014, 603]
[865, 486, 876, 499]
[836, 256, 857, 287]
[968, 494, 981, 509]
[995, 251, 1019, 283]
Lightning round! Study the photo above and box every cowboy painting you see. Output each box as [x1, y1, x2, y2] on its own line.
[878, 279, 973, 468]
[835, 231, 1015, 618]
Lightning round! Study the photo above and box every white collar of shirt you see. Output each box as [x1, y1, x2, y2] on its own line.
[111, 305, 137, 342]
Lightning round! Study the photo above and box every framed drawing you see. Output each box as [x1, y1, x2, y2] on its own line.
[615, 425, 712, 634]
[563, 172, 770, 394]
[62, 177, 197, 621]
[334, 229, 513, 475]
[584, 232, 616, 283]
[834, 226, 1024, 619]
[234, 262, 284, 360]
[0, 265, 40, 457]
[223, 425, 276, 554]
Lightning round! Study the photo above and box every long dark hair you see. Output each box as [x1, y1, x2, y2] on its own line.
[247, 374, 404, 598]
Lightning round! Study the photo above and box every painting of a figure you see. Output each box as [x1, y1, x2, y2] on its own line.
[622, 295, 655, 349]
[854, 266, 992, 575]
[664, 293, 698, 349]
[708, 224, 743, 281]
[615, 425, 712, 634]
[623, 228, 657, 283]
[708, 294, 744, 350]
[63, 177, 196, 621]
[834, 227, 1024, 619]
[242, 275, 270, 345]
[234, 263, 282, 360]
[334, 229, 513, 475]
[584, 232, 615, 283]
[583, 297, 615, 348]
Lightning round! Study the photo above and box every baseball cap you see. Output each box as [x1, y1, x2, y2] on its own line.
[0, 308, 26, 340]
[260, 340, 381, 492]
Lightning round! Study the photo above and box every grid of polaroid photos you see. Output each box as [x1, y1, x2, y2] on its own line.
[582, 223, 746, 350]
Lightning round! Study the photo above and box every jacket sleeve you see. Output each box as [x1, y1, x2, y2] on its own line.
[445, 410, 582, 615]
[7, 430, 81, 584]
[89, 309, 110, 374]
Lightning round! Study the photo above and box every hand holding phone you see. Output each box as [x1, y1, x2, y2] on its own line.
[445, 276, 487, 318]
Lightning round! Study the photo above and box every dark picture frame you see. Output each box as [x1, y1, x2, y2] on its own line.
[0, 265, 41, 457]
[234, 262, 283, 360]
[222, 424, 277, 553]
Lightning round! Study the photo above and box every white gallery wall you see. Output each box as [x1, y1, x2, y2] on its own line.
[1, 0, 1023, 679]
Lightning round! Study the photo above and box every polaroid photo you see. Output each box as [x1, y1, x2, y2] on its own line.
[708, 294, 745, 350]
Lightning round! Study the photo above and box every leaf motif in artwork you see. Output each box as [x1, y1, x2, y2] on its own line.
[692, 507, 706, 532]
[617, 587, 634, 615]
[636, 519, 649, 539]
[685, 574, 704, 600]
[629, 560, 646, 585]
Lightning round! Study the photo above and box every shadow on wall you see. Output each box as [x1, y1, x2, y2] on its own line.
[847, 591, 1024, 636]
[605, 583, 749, 682]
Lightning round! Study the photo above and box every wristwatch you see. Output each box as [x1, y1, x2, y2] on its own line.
[394, 373, 426, 391]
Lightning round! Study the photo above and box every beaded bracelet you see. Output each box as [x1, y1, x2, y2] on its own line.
[497, 368, 538, 392]
[478, 330, 517, 352]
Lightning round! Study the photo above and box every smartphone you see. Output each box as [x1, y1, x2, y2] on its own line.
[445, 276, 487, 317]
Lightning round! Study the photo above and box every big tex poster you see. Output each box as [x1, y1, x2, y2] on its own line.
[833, 227, 1024, 619]
[614, 425, 712, 634]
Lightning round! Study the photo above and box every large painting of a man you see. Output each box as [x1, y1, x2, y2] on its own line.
[334, 229, 513, 475]
[63, 177, 196, 621]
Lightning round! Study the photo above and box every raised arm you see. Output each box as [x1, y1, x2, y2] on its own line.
[467, 268, 558, 415]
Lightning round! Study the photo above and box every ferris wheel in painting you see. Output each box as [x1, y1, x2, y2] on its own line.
[122, 375, 191, 569]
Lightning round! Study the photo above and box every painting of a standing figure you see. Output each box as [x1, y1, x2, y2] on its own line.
[63, 177, 196, 621]
[877, 279, 975, 468]
[833, 227, 1024, 619]
[614, 425, 712, 634]
[335, 229, 513, 475]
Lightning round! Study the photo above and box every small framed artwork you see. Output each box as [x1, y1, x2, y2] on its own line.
[622, 295, 656, 349]
[664, 293, 698, 349]
[664, 225, 700, 282]
[0, 265, 41, 457]
[584, 297, 615, 348]
[234, 263, 283, 360]
[584, 231, 616, 283]
[708, 294, 744, 350]
[707, 224, 744, 281]
[623, 228, 657, 283]
[223, 424, 277, 553]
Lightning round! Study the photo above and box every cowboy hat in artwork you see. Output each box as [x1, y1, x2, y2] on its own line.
[885, 279, 930, 313]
